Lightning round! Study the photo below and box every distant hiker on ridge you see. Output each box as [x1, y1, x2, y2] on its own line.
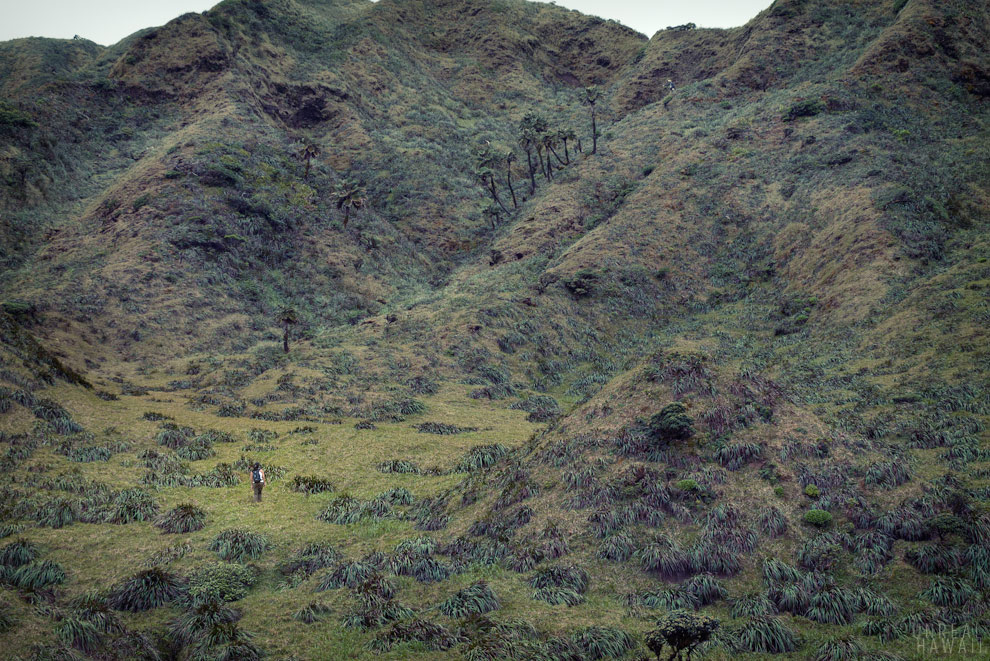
[251, 462, 266, 502]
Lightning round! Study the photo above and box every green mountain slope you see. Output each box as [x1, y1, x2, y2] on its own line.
[0, 0, 987, 659]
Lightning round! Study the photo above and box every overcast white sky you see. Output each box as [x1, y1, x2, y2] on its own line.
[0, 0, 773, 46]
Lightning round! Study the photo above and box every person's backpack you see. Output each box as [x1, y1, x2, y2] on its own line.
[252, 468, 263, 483]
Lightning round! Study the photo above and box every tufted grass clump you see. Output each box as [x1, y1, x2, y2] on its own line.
[316, 561, 379, 591]
[731, 592, 777, 618]
[438, 581, 500, 618]
[905, 543, 959, 574]
[635, 534, 689, 578]
[683, 573, 728, 605]
[155, 504, 206, 534]
[209, 529, 272, 562]
[920, 576, 975, 608]
[279, 542, 341, 579]
[293, 601, 333, 623]
[1, 538, 40, 568]
[597, 533, 634, 562]
[377, 459, 420, 475]
[290, 475, 335, 495]
[108, 567, 186, 612]
[369, 618, 460, 652]
[5, 559, 67, 589]
[102, 488, 159, 525]
[758, 506, 788, 537]
[814, 636, 864, 661]
[455, 444, 509, 472]
[569, 626, 636, 660]
[714, 440, 762, 470]
[318, 494, 395, 525]
[531, 565, 589, 606]
[641, 587, 700, 611]
[169, 597, 241, 648]
[732, 615, 798, 653]
[807, 586, 858, 625]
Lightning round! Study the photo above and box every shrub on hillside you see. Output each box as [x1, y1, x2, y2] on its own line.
[187, 562, 257, 603]
[646, 403, 694, 444]
[804, 509, 833, 528]
[646, 610, 720, 661]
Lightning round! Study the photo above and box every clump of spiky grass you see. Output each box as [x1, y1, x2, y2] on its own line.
[290, 475, 335, 495]
[55, 593, 122, 653]
[807, 586, 858, 625]
[293, 601, 332, 624]
[209, 529, 271, 563]
[762, 557, 802, 584]
[377, 459, 421, 474]
[455, 444, 509, 472]
[814, 636, 864, 661]
[904, 543, 959, 574]
[108, 567, 186, 612]
[188, 621, 264, 661]
[0, 603, 14, 633]
[318, 494, 394, 525]
[641, 588, 700, 611]
[713, 440, 761, 470]
[169, 596, 241, 647]
[102, 488, 158, 525]
[732, 616, 798, 654]
[769, 583, 810, 615]
[6, 559, 67, 589]
[530, 565, 588, 606]
[864, 460, 911, 489]
[438, 581, 500, 618]
[597, 533, 634, 562]
[342, 576, 414, 629]
[683, 573, 727, 605]
[369, 618, 460, 652]
[316, 562, 378, 591]
[29, 497, 79, 529]
[731, 592, 777, 618]
[0, 538, 39, 567]
[279, 542, 341, 579]
[378, 487, 414, 506]
[569, 626, 636, 660]
[920, 576, 975, 608]
[855, 587, 896, 617]
[758, 506, 788, 537]
[155, 504, 206, 534]
[635, 534, 689, 578]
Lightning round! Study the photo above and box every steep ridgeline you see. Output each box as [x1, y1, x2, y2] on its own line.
[0, 0, 988, 660]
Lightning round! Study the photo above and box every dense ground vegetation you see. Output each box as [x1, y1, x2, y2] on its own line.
[0, 0, 988, 658]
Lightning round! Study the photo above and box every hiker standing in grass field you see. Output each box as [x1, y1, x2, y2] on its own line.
[251, 462, 266, 502]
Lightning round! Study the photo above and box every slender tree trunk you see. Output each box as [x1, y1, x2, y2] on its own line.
[506, 160, 517, 208]
[525, 149, 536, 194]
[546, 152, 553, 180]
[549, 144, 566, 166]
[343, 206, 350, 228]
[591, 109, 598, 154]
[304, 158, 311, 179]
[577, 138, 583, 154]
[283, 323, 290, 353]
[488, 175, 509, 214]
[536, 145, 547, 181]
[562, 140, 570, 164]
